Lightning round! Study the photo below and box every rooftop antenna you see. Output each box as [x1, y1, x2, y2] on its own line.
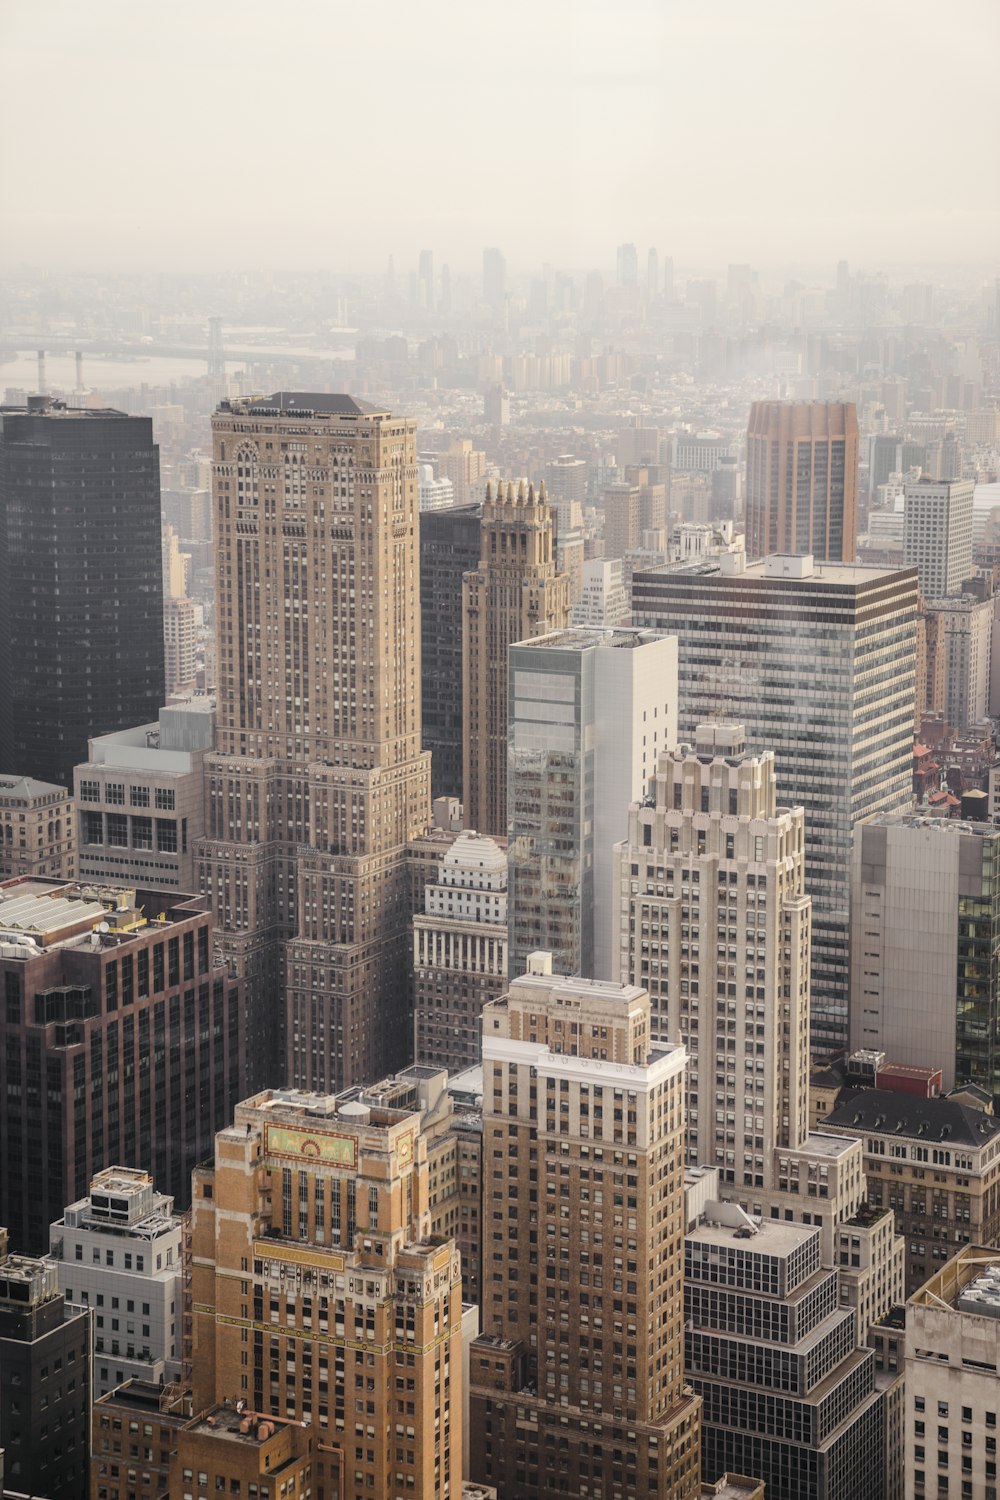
[37, 350, 46, 395]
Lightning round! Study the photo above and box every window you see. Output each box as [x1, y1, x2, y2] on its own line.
[79, 780, 100, 803]
[132, 817, 153, 850]
[156, 820, 178, 853]
[83, 812, 103, 845]
[106, 783, 125, 805]
[107, 814, 128, 848]
[129, 786, 150, 807]
[155, 788, 175, 811]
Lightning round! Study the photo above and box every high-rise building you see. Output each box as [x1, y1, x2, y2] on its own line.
[413, 829, 507, 1074]
[903, 476, 974, 598]
[904, 1244, 1000, 1500]
[850, 815, 1000, 1095]
[572, 558, 631, 627]
[483, 247, 507, 310]
[201, 393, 430, 1095]
[544, 454, 587, 535]
[420, 503, 482, 802]
[0, 876, 246, 1254]
[631, 553, 918, 1055]
[614, 723, 811, 1183]
[685, 1201, 885, 1500]
[0, 1228, 92, 1500]
[75, 697, 216, 894]
[468, 956, 702, 1500]
[189, 1086, 465, 1500]
[508, 627, 676, 982]
[601, 481, 641, 561]
[616, 242, 639, 286]
[437, 438, 488, 508]
[926, 589, 993, 729]
[48, 1166, 182, 1396]
[745, 401, 859, 564]
[418, 248, 434, 311]
[163, 594, 199, 694]
[0, 397, 165, 789]
[0, 774, 75, 879]
[462, 481, 570, 837]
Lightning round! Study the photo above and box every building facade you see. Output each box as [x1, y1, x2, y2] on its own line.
[904, 1245, 1000, 1500]
[631, 553, 918, 1056]
[571, 558, 631, 627]
[0, 398, 164, 789]
[0, 876, 246, 1254]
[91, 1378, 193, 1500]
[419, 503, 482, 803]
[823, 1091, 1000, 1294]
[508, 628, 677, 983]
[75, 698, 215, 893]
[189, 1085, 465, 1500]
[468, 958, 701, 1499]
[413, 830, 507, 1074]
[0, 1230, 92, 1500]
[929, 590, 993, 730]
[903, 476, 974, 599]
[200, 393, 431, 1095]
[0, 774, 75, 880]
[48, 1166, 183, 1396]
[745, 401, 859, 564]
[850, 816, 1000, 1095]
[462, 481, 570, 838]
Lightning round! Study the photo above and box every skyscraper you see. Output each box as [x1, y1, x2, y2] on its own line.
[419, 502, 482, 801]
[468, 955, 702, 1500]
[508, 627, 676, 981]
[745, 401, 859, 564]
[0, 398, 164, 788]
[631, 552, 918, 1055]
[190, 1085, 465, 1500]
[200, 393, 430, 1094]
[483, 245, 507, 310]
[614, 723, 811, 1185]
[903, 475, 974, 598]
[462, 481, 570, 837]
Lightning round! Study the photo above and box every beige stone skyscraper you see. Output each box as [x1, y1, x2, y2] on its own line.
[468, 955, 701, 1499]
[462, 481, 570, 837]
[199, 393, 430, 1092]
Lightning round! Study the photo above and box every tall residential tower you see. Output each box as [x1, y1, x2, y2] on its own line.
[746, 401, 859, 564]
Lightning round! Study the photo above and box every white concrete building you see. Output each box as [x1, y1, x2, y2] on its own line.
[507, 627, 677, 983]
[418, 463, 455, 512]
[904, 476, 974, 599]
[905, 1244, 1000, 1500]
[571, 557, 631, 627]
[74, 698, 214, 891]
[48, 1166, 182, 1397]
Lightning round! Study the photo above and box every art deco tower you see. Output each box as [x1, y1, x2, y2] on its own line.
[199, 393, 430, 1092]
[462, 481, 570, 837]
[746, 400, 859, 563]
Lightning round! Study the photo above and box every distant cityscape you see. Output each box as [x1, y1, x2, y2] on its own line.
[0, 248, 999, 1500]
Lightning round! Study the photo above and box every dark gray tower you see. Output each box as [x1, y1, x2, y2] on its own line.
[0, 398, 164, 787]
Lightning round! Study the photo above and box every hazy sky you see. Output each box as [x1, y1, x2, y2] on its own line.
[3, 0, 998, 275]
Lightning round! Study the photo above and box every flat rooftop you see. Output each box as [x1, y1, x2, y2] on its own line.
[518, 626, 662, 652]
[0, 877, 204, 953]
[688, 1216, 817, 1257]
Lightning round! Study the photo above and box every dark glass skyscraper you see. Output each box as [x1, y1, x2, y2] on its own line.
[419, 502, 481, 802]
[0, 398, 164, 789]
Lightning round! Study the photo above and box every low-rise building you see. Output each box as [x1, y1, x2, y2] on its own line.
[823, 1090, 1000, 1294]
[168, 1402, 315, 1500]
[91, 1378, 193, 1500]
[74, 697, 215, 893]
[49, 1166, 183, 1396]
[0, 774, 75, 879]
[905, 1244, 1000, 1500]
[413, 830, 507, 1076]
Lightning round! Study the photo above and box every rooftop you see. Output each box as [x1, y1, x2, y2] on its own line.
[0, 876, 206, 953]
[519, 626, 664, 653]
[687, 1215, 817, 1258]
[826, 1090, 1000, 1148]
[187, 1404, 295, 1443]
[0, 774, 71, 802]
[226, 392, 385, 418]
[910, 1245, 1000, 1313]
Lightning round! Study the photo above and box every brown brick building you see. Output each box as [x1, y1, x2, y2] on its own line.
[746, 400, 859, 563]
[0, 875, 246, 1254]
[468, 956, 702, 1500]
